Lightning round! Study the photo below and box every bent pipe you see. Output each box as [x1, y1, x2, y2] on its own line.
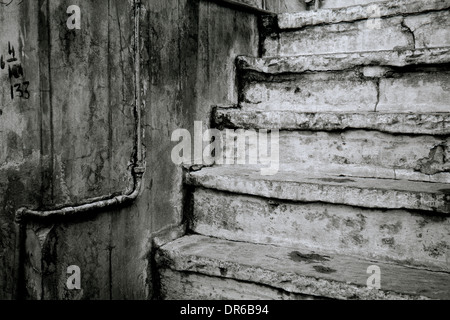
[15, 0, 144, 222]
[15, 168, 145, 222]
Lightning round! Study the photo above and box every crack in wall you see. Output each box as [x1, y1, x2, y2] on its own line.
[374, 78, 380, 112]
[400, 17, 416, 50]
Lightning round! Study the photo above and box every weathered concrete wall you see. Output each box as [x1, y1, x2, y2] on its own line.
[0, 1, 43, 300]
[0, 0, 136, 300]
[1, 0, 259, 299]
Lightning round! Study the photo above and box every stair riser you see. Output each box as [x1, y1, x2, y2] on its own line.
[191, 188, 450, 271]
[240, 69, 450, 113]
[218, 130, 450, 183]
[320, 0, 389, 9]
[263, 10, 450, 57]
[215, 109, 450, 135]
[188, 168, 450, 213]
[159, 269, 318, 300]
[278, 0, 450, 30]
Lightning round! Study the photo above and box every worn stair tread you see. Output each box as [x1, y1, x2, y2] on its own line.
[191, 188, 450, 271]
[157, 235, 450, 300]
[237, 47, 450, 74]
[277, 0, 450, 29]
[186, 166, 450, 213]
[214, 109, 450, 135]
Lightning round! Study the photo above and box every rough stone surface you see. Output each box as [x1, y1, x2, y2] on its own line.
[264, 10, 450, 57]
[215, 109, 450, 135]
[321, 0, 390, 9]
[160, 269, 319, 300]
[404, 10, 450, 50]
[216, 128, 450, 182]
[264, 15, 410, 56]
[187, 166, 450, 213]
[191, 188, 450, 271]
[237, 48, 450, 74]
[239, 66, 450, 113]
[278, 0, 450, 29]
[157, 235, 450, 299]
[415, 144, 450, 176]
[376, 72, 450, 112]
[241, 71, 379, 112]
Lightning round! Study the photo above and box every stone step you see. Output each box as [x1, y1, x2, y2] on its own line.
[213, 108, 450, 183]
[262, 1, 450, 56]
[190, 188, 450, 271]
[319, 0, 390, 9]
[214, 126, 449, 183]
[278, 0, 450, 29]
[186, 166, 450, 214]
[156, 235, 450, 299]
[237, 49, 450, 113]
[214, 109, 450, 135]
[238, 48, 450, 74]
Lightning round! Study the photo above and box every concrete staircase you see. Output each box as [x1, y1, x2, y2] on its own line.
[156, 0, 450, 299]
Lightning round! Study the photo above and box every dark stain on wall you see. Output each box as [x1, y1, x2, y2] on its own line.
[289, 251, 331, 263]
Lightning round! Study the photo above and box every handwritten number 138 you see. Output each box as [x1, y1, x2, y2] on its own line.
[11, 81, 30, 100]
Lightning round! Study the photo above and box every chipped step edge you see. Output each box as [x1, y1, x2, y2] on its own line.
[236, 47, 450, 74]
[152, 224, 187, 249]
[214, 109, 450, 135]
[277, 0, 450, 29]
[157, 235, 450, 300]
[186, 168, 450, 214]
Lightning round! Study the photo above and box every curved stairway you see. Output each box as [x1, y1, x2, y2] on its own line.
[156, 0, 450, 300]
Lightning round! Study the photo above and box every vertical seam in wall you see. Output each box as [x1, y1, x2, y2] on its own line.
[148, 0, 154, 245]
[134, 0, 142, 168]
[46, 0, 54, 205]
[207, 1, 210, 93]
[107, 0, 113, 193]
[107, 0, 113, 301]
[178, 0, 182, 103]
[108, 244, 113, 300]
[38, 0, 44, 209]
[42, 0, 52, 299]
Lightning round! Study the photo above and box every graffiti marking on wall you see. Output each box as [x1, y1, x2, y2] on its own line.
[1, 41, 30, 100]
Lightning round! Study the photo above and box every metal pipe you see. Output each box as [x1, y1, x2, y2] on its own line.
[15, 0, 145, 223]
[15, 170, 144, 222]
[135, 0, 142, 165]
